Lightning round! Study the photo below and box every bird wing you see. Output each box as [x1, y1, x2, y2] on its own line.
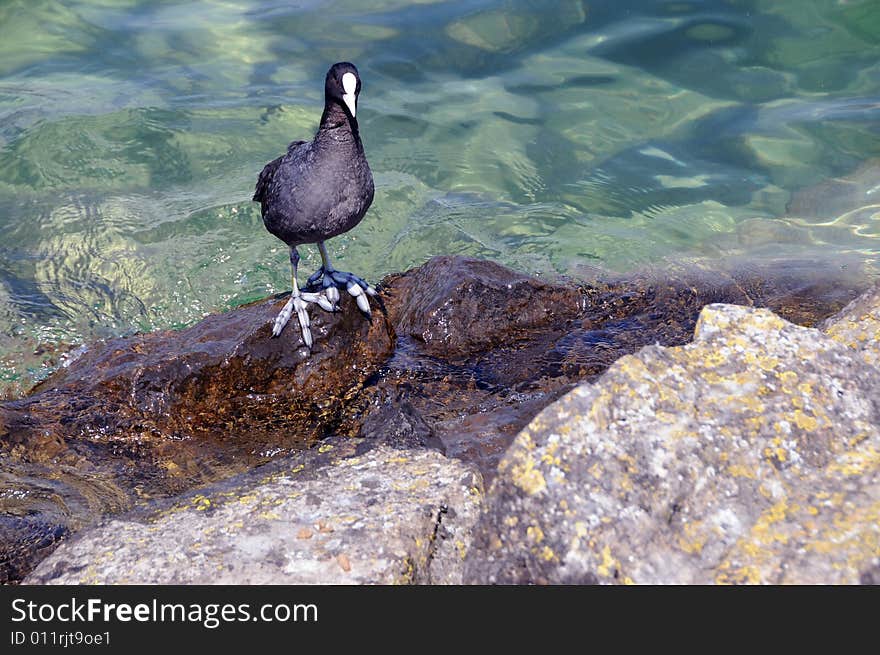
[253, 155, 282, 203]
[286, 139, 307, 155]
[252, 140, 307, 203]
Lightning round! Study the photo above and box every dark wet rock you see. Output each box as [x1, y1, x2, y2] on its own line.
[356, 392, 444, 453]
[0, 255, 873, 582]
[0, 515, 68, 585]
[28, 292, 393, 456]
[464, 287, 880, 585]
[26, 444, 483, 585]
[1, 293, 392, 583]
[0, 465, 130, 584]
[386, 256, 584, 361]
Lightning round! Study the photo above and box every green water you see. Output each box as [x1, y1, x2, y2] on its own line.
[1, 0, 879, 396]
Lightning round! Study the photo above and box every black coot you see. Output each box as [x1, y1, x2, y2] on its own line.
[253, 62, 376, 348]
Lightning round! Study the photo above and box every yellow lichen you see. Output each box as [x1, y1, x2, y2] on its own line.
[735, 394, 765, 414]
[509, 455, 547, 495]
[828, 446, 879, 476]
[702, 350, 727, 367]
[527, 525, 545, 544]
[677, 521, 706, 555]
[727, 464, 756, 479]
[716, 564, 762, 585]
[792, 410, 818, 431]
[596, 545, 619, 578]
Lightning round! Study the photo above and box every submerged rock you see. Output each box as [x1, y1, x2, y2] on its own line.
[787, 158, 880, 222]
[26, 443, 483, 585]
[356, 392, 445, 453]
[464, 283, 880, 584]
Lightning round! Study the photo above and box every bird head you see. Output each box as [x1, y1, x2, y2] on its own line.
[325, 62, 361, 119]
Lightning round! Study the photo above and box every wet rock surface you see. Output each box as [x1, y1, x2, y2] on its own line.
[464, 284, 880, 584]
[386, 256, 584, 361]
[26, 442, 483, 585]
[0, 255, 872, 583]
[1, 295, 393, 583]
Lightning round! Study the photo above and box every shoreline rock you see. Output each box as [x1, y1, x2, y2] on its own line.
[463, 283, 880, 584]
[2, 255, 875, 583]
[25, 441, 483, 585]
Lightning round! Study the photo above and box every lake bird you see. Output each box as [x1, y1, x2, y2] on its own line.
[253, 62, 376, 348]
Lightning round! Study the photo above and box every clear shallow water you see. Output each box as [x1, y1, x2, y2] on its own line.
[1, 0, 879, 396]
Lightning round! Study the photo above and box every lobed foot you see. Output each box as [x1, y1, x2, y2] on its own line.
[272, 290, 323, 348]
[306, 267, 377, 316]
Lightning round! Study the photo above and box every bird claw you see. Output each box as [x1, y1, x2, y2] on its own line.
[307, 267, 375, 316]
[316, 295, 335, 313]
[345, 280, 372, 317]
[272, 292, 319, 348]
[306, 267, 325, 287]
[357, 293, 371, 316]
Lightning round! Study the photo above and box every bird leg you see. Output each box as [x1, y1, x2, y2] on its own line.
[273, 247, 323, 348]
[306, 241, 377, 316]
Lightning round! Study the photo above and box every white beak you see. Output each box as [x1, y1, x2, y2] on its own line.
[341, 72, 358, 118]
[342, 92, 357, 118]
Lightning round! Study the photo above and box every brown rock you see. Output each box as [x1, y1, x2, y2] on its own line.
[337, 553, 352, 572]
[0, 293, 392, 583]
[386, 256, 584, 360]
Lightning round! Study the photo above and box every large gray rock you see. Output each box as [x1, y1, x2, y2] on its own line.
[820, 282, 880, 368]
[26, 444, 483, 585]
[464, 289, 880, 584]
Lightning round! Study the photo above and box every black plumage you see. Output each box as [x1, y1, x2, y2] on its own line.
[253, 62, 376, 348]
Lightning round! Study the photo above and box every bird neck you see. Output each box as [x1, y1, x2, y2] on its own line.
[319, 101, 359, 139]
